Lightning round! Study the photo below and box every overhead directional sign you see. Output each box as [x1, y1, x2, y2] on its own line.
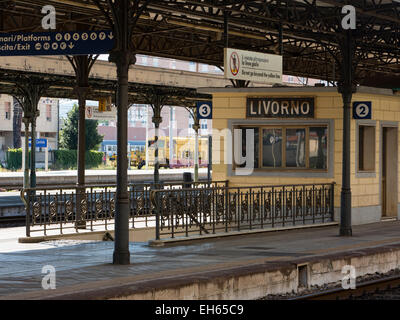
[197, 101, 212, 120]
[0, 30, 115, 56]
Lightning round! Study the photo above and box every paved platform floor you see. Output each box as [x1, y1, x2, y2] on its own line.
[0, 220, 400, 299]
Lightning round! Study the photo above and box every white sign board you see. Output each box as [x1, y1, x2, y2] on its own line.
[224, 48, 282, 84]
[85, 105, 116, 120]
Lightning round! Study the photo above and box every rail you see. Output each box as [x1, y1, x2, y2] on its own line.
[21, 180, 228, 237]
[0, 215, 25, 226]
[151, 183, 335, 240]
[290, 274, 400, 300]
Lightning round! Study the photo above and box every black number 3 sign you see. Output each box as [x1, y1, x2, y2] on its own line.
[196, 101, 213, 119]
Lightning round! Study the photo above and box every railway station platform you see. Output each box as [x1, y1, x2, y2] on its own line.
[0, 220, 400, 300]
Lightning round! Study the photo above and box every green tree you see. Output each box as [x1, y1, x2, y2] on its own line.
[60, 104, 103, 151]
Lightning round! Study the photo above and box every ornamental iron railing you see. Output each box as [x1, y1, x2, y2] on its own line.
[150, 183, 335, 240]
[21, 180, 228, 237]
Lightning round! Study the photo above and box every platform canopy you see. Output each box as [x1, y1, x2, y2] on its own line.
[0, 68, 210, 105]
[1, 0, 399, 88]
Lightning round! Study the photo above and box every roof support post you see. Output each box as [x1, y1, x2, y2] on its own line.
[278, 24, 283, 56]
[338, 30, 356, 237]
[15, 83, 48, 192]
[28, 87, 43, 191]
[169, 107, 174, 168]
[185, 105, 200, 182]
[107, 0, 137, 265]
[75, 84, 89, 230]
[22, 117, 30, 189]
[94, 0, 149, 265]
[29, 115, 37, 190]
[110, 48, 134, 264]
[144, 91, 169, 185]
[223, 10, 229, 49]
[67, 55, 98, 230]
[151, 100, 163, 185]
[193, 119, 200, 183]
[13, 97, 23, 149]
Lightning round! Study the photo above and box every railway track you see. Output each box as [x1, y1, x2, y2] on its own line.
[0, 215, 25, 226]
[291, 274, 400, 300]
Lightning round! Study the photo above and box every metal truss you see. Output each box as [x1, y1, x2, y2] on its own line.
[1, 1, 400, 87]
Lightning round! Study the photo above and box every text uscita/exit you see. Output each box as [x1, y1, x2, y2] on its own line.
[0, 44, 30, 51]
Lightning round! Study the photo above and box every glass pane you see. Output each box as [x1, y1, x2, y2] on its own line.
[239, 127, 259, 168]
[262, 129, 282, 167]
[286, 129, 306, 167]
[358, 126, 375, 171]
[309, 127, 328, 169]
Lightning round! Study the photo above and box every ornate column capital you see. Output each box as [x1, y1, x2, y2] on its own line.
[152, 116, 162, 127]
[109, 50, 136, 72]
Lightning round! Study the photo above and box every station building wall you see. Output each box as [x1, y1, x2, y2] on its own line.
[209, 87, 400, 225]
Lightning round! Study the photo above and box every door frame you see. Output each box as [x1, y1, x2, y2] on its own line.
[380, 122, 398, 219]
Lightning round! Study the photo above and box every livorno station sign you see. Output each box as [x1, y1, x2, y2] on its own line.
[0, 30, 115, 56]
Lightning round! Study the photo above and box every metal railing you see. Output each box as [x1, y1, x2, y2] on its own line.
[21, 180, 228, 236]
[151, 183, 335, 240]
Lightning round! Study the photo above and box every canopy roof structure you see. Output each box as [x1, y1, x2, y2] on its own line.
[0, 67, 211, 106]
[1, 0, 399, 88]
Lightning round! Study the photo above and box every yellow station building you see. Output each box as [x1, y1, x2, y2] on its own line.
[199, 86, 400, 225]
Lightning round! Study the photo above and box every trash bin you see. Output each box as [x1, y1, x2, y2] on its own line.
[183, 172, 192, 188]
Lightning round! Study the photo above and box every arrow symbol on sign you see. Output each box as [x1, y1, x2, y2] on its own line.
[108, 32, 114, 40]
[68, 43, 74, 49]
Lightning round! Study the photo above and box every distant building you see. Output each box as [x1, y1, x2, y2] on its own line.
[98, 104, 212, 165]
[0, 94, 59, 162]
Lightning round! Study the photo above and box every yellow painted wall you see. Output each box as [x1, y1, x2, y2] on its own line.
[211, 90, 400, 210]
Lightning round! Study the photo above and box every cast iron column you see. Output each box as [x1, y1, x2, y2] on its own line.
[193, 118, 200, 182]
[224, 10, 229, 48]
[76, 86, 89, 229]
[208, 135, 212, 182]
[152, 102, 162, 185]
[110, 49, 134, 264]
[17, 84, 47, 190]
[169, 107, 174, 168]
[108, 0, 135, 264]
[30, 112, 38, 189]
[66, 55, 99, 230]
[22, 117, 30, 189]
[339, 30, 355, 236]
